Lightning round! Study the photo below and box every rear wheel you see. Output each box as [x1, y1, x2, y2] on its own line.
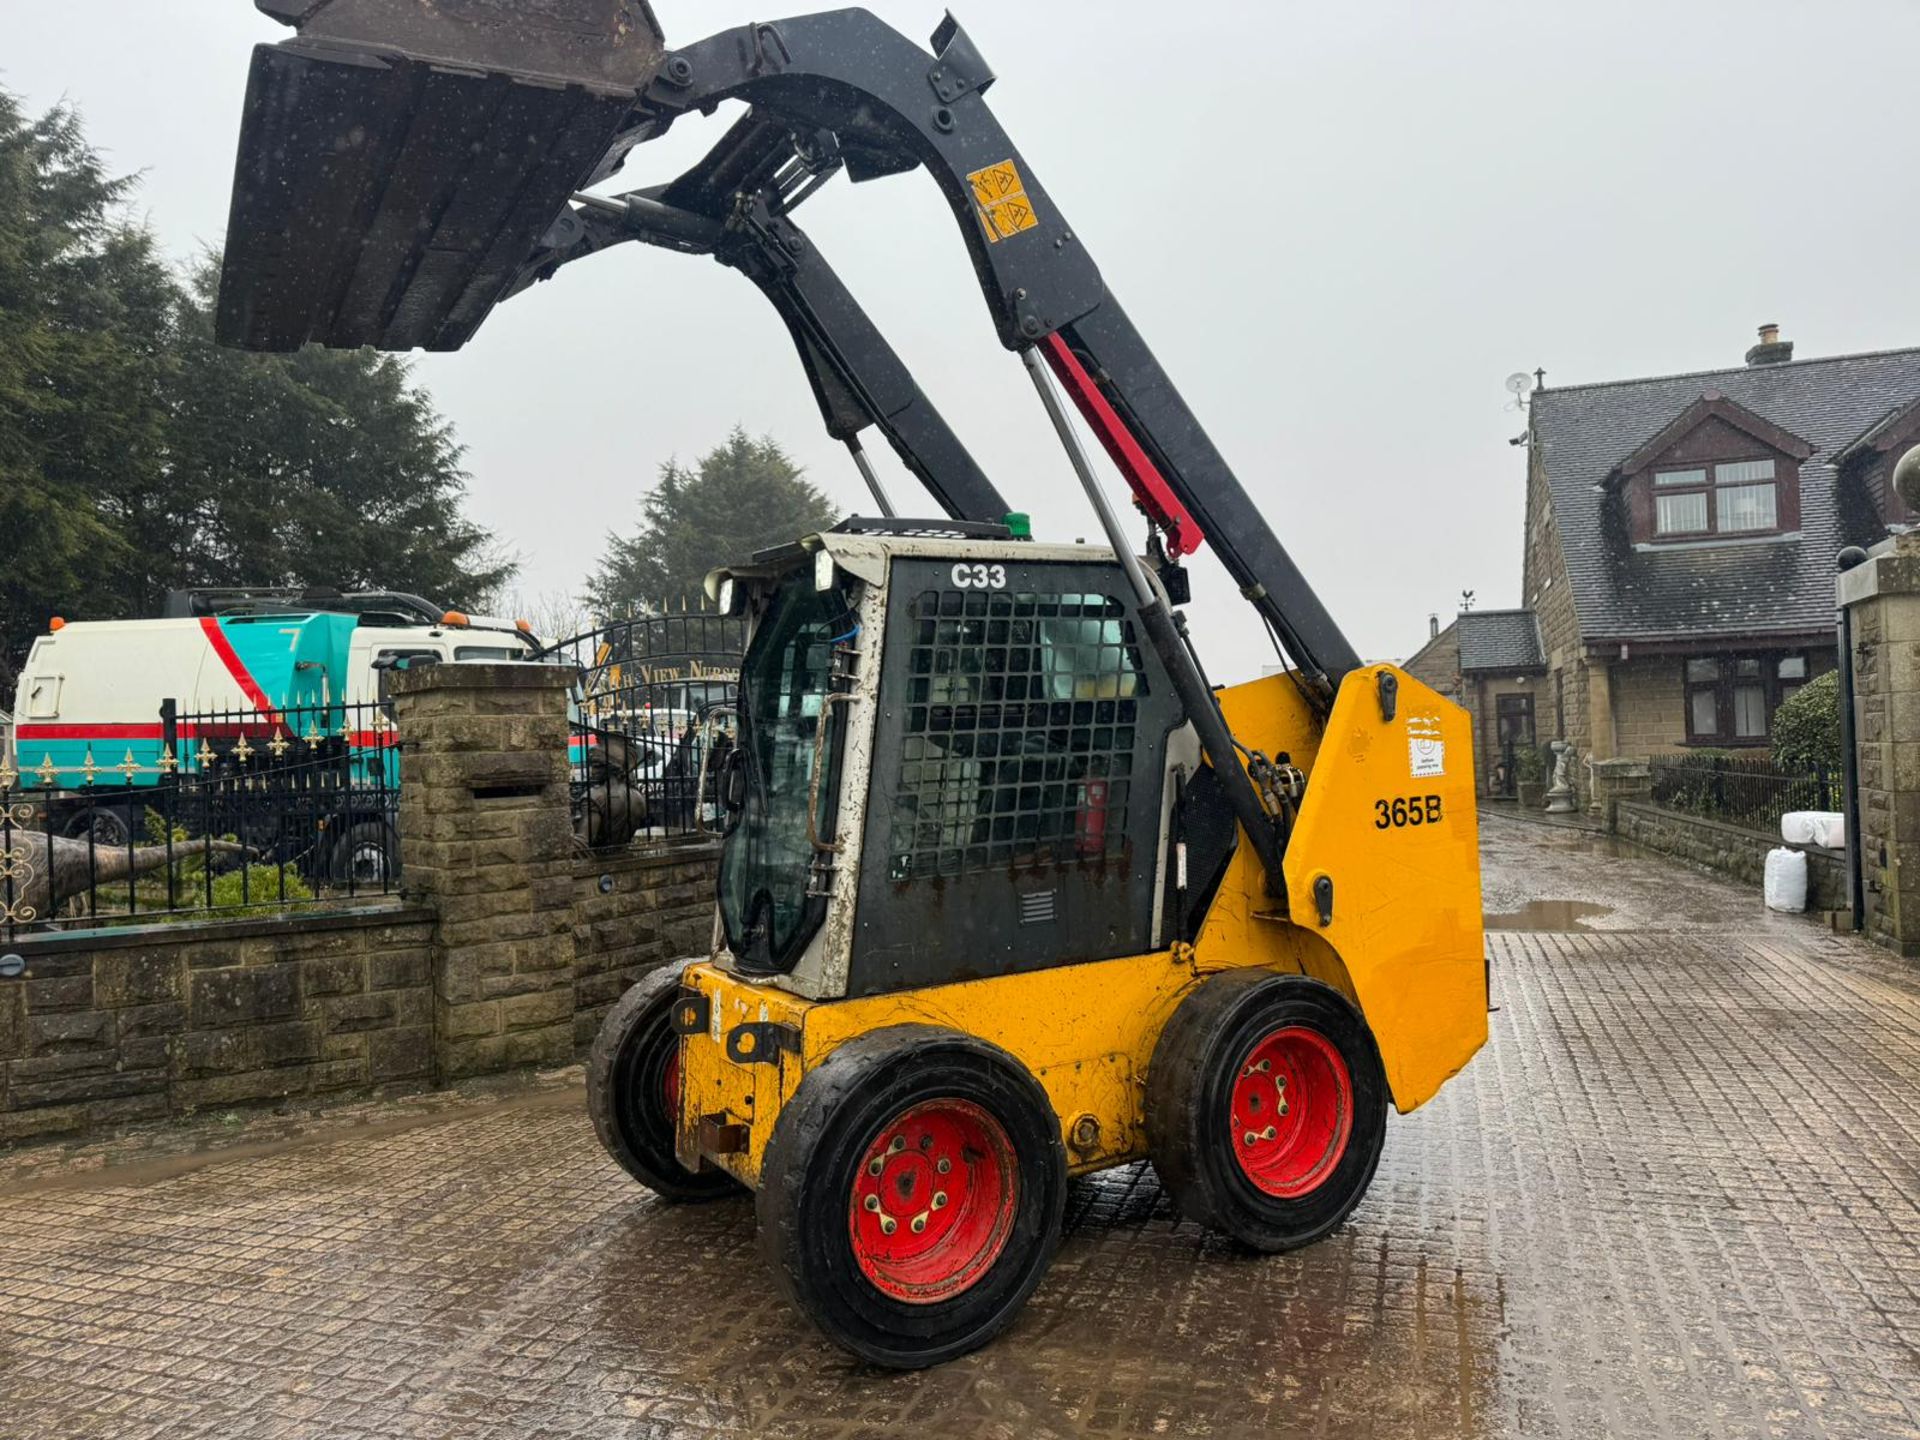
[587, 960, 738, 1202]
[62, 805, 133, 850]
[1146, 971, 1387, 1252]
[757, 1026, 1066, 1368]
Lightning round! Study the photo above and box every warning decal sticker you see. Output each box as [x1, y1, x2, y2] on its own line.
[968, 159, 1040, 243]
[1407, 714, 1446, 778]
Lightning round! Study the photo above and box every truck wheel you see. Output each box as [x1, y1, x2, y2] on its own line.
[63, 805, 132, 850]
[757, 1026, 1066, 1369]
[1146, 971, 1387, 1252]
[587, 960, 738, 1202]
[329, 820, 397, 887]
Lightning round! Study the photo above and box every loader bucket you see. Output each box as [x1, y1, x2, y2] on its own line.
[217, 0, 665, 353]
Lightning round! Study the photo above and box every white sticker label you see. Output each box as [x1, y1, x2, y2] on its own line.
[1407, 714, 1446, 778]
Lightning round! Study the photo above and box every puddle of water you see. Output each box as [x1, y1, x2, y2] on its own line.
[1483, 899, 1611, 932]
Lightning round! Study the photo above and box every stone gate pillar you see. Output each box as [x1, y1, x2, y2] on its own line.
[391, 662, 578, 1077]
[1838, 530, 1920, 954]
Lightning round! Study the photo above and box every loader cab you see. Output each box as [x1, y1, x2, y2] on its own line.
[712, 527, 1193, 1003]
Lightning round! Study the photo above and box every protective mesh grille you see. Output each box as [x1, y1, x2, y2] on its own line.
[889, 589, 1147, 879]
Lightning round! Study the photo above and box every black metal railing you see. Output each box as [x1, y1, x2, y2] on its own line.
[537, 610, 746, 850]
[1649, 752, 1838, 836]
[1, 699, 401, 942]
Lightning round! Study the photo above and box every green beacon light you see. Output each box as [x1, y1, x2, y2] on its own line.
[1003, 512, 1033, 539]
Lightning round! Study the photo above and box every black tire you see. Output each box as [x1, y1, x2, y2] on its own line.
[757, 1026, 1067, 1369]
[587, 960, 739, 1202]
[63, 804, 132, 850]
[329, 819, 397, 887]
[1146, 971, 1387, 1252]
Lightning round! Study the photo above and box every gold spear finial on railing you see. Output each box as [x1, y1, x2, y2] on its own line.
[80, 748, 100, 785]
[34, 754, 58, 785]
[157, 745, 179, 774]
[117, 749, 141, 779]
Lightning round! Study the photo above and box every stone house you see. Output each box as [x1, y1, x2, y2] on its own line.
[1411, 328, 1920, 796]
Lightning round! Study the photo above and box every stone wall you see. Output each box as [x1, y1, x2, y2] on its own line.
[2, 662, 725, 1145]
[572, 844, 718, 1048]
[0, 908, 435, 1143]
[1521, 439, 1589, 757]
[1615, 800, 1847, 914]
[1403, 621, 1460, 702]
[1608, 657, 1687, 757]
[1836, 535, 1920, 952]
[392, 662, 580, 1080]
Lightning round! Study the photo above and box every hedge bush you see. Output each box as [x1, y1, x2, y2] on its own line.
[1770, 671, 1841, 775]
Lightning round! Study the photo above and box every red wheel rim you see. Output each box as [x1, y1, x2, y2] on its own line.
[1230, 1025, 1353, 1198]
[848, 1099, 1018, 1304]
[661, 1049, 682, 1117]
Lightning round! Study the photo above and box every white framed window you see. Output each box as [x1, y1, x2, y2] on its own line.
[1649, 457, 1783, 539]
[1656, 491, 1709, 535]
[1718, 484, 1778, 532]
[1716, 458, 1776, 485]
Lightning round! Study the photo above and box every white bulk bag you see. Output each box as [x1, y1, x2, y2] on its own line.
[1780, 811, 1845, 848]
[1764, 847, 1808, 913]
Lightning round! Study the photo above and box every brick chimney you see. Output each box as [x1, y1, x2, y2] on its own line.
[1745, 322, 1794, 367]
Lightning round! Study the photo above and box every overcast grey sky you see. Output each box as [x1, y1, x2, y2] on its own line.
[4, 1, 1916, 679]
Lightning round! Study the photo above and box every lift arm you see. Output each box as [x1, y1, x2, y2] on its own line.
[637, 11, 1363, 702]
[213, 0, 1366, 894]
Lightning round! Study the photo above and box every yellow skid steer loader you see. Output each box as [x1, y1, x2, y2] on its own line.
[215, 0, 1488, 1368]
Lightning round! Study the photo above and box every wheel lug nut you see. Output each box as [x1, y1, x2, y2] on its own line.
[887, 1135, 906, 1155]
[932, 1191, 948, 1209]
[919, 1133, 933, 1150]
[879, 1216, 897, 1235]
[1278, 1101, 1289, 1117]
[863, 1194, 881, 1213]
[911, 1212, 928, 1234]
[1260, 1125, 1277, 1140]
[936, 1157, 951, 1174]
[867, 1158, 883, 1177]
[1243, 1130, 1258, 1146]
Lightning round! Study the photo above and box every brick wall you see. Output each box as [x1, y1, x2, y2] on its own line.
[0, 908, 435, 1143]
[572, 844, 719, 1048]
[1615, 800, 1846, 914]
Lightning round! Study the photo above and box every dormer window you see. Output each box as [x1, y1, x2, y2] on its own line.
[1653, 459, 1779, 537]
[1615, 394, 1811, 547]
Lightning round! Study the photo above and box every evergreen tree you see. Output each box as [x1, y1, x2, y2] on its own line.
[0, 93, 175, 688]
[586, 427, 842, 615]
[161, 262, 515, 611]
[0, 88, 516, 700]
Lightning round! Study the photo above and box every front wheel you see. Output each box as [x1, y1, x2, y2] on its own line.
[587, 961, 739, 1202]
[1146, 971, 1388, 1252]
[757, 1026, 1066, 1368]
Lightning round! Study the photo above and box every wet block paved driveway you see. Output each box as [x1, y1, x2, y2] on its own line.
[4, 813, 1920, 1438]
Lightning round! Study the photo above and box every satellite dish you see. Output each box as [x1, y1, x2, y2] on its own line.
[1504, 371, 1532, 396]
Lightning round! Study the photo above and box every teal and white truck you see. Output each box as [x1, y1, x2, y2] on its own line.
[8, 589, 543, 860]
